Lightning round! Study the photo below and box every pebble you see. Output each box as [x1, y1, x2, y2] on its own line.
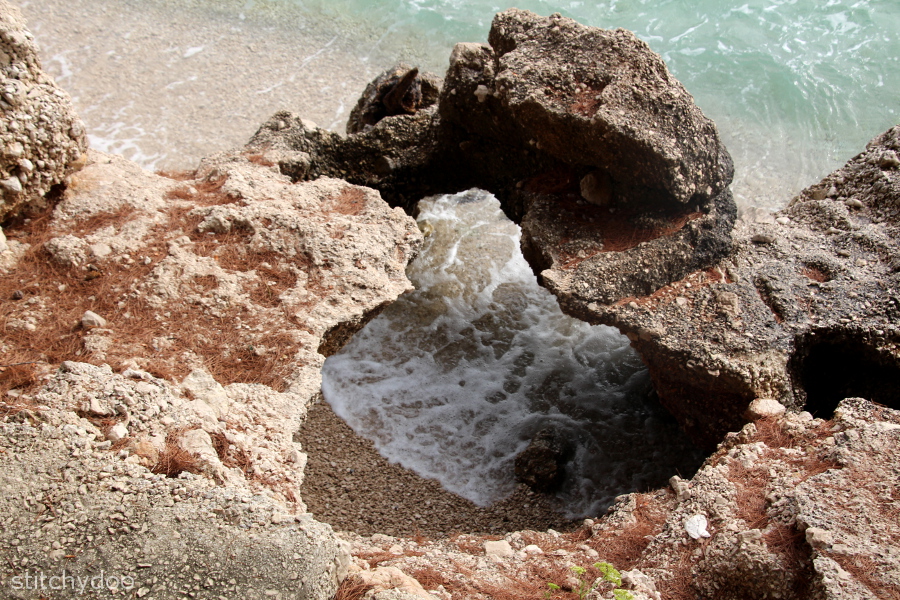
[81, 310, 107, 329]
[483, 540, 514, 558]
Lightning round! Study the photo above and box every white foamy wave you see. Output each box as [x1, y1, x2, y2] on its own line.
[322, 190, 704, 516]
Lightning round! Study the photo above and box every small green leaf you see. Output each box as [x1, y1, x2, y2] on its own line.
[613, 589, 635, 600]
[595, 562, 623, 587]
[547, 582, 561, 591]
[571, 565, 587, 576]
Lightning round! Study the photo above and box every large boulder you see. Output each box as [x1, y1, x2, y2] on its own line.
[250, 9, 737, 307]
[0, 148, 422, 599]
[441, 9, 732, 208]
[0, 0, 87, 221]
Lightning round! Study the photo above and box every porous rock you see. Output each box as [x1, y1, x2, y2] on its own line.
[580, 125, 900, 446]
[0, 146, 422, 599]
[248, 9, 737, 307]
[444, 9, 732, 206]
[346, 63, 442, 135]
[0, 0, 87, 221]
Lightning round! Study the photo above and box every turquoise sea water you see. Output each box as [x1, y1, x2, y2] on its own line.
[242, 0, 899, 209]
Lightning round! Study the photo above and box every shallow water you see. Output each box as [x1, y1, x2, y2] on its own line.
[322, 191, 705, 517]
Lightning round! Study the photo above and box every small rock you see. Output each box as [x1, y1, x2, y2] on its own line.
[775, 216, 791, 225]
[107, 423, 129, 442]
[580, 171, 612, 206]
[844, 198, 863, 209]
[751, 233, 776, 244]
[684, 514, 711, 539]
[484, 540, 514, 558]
[744, 398, 786, 420]
[878, 150, 900, 169]
[669, 475, 692, 502]
[473, 85, 491, 103]
[805, 527, 833, 549]
[81, 310, 107, 329]
[90, 243, 112, 258]
[1, 176, 22, 193]
[0, 226, 7, 252]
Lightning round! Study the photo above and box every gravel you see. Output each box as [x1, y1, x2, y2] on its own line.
[298, 398, 578, 539]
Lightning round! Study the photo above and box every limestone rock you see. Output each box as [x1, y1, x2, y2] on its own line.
[346, 63, 442, 134]
[80, 309, 107, 329]
[483, 539, 514, 558]
[448, 9, 732, 206]
[356, 566, 438, 600]
[578, 125, 900, 446]
[0, 143, 422, 599]
[0, 0, 87, 221]
[745, 398, 787, 420]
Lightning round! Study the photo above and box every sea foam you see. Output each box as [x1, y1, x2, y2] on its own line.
[322, 190, 704, 517]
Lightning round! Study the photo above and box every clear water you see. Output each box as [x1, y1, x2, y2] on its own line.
[322, 191, 705, 517]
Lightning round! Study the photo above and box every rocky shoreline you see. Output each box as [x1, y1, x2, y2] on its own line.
[2, 2, 899, 599]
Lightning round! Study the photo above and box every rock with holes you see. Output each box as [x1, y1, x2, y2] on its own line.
[1, 144, 422, 599]
[0, 0, 87, 221]
[574, 125, 900, 447]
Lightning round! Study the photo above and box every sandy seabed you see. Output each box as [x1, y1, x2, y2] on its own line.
[19, 0, 582, 534]
[21, 0, 385, 171]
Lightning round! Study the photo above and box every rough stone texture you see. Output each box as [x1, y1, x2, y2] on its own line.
[0, 0, 87, 221]
[576, 125, 900, 447]
[0, 411, 348, 600]
[346, 63, 442, 135]
[0, 148, 421, 599]
[444, 9, 732, 207]
[247, 10, 737, 301]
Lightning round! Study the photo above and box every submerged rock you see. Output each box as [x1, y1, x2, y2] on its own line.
[514, 427, 574, 493]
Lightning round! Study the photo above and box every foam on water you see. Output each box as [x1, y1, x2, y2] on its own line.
[322, 190, 705, 516]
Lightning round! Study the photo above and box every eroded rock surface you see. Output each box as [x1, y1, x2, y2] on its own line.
[0, 0, 86, 221]
[247, 9, 737, 304]
[583, 126, 900, 446]
[0, 148, 421, 598]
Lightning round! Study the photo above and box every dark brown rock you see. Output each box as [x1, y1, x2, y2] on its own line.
[582, 126, 900, 448]
[514, 427, 574, 493]
[346, 63, 443, 135]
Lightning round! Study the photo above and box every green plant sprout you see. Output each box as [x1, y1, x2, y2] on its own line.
[545, 562, 635, 600]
